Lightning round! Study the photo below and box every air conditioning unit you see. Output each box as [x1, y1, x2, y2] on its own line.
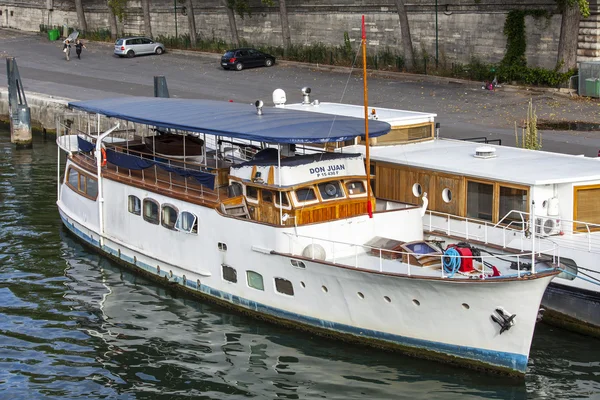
[535, 217, 561, 236]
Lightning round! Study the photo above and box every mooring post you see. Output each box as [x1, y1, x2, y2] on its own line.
[6, 57, 32, 149]
[154, 76, 170, 98]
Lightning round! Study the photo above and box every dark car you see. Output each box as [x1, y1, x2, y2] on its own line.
[221, 48, 275, 71]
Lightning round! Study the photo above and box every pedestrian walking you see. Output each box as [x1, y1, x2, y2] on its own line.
[63, 39, 71, 61]
[75, 39, 86, 59]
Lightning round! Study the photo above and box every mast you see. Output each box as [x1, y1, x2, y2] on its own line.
[362, 15, 373, 218]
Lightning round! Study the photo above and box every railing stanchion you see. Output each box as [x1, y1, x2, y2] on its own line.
[407, 254, 411, 276]
[379, 248, 382, 272]
[517, 255, 520, 278]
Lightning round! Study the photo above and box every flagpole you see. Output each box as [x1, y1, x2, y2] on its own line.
[362, 15, 373, 218]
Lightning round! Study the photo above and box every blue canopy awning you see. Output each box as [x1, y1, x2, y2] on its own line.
[69, 97, 391, 144]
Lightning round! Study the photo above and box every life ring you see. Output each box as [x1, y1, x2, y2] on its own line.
[100, 148, 107, 167]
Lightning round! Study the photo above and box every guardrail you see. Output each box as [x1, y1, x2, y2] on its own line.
[282, 232, 557, 279]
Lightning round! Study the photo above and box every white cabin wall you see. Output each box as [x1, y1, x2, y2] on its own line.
[531, 185, 555, 218]
[556, 183, 574, 221]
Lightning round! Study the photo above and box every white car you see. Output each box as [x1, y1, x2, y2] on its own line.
[114, 37, 165, 58]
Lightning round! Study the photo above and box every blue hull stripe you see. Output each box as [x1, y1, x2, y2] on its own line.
[60, 213, 528, 373]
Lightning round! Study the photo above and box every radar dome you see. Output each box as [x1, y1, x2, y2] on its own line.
[273, 89, 287, 107]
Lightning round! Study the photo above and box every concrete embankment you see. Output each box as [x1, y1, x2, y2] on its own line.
[0, 87, 72, 133]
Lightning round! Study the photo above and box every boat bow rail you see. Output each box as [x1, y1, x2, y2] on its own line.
[280, 232, 558, 279]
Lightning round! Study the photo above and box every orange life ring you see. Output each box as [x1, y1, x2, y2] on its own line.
[101, 148, 107, 167]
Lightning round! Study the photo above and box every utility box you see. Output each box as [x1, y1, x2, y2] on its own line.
[579, 61, 600, 98]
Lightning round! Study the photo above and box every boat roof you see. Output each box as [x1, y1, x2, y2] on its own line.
[280, 102, 436, 126]
[69, 97, 391, 144]
[343, 138, 600, 186]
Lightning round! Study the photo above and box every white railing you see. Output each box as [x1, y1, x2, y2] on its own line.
[282, 232, 557, 280]
[425, 209, 600, 254]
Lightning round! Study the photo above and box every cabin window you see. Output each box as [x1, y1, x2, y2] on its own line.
[228, 182, 243, 197]
[218, 242, 228, 251]
[161, 204, 178, 230]
[412, 183, 423, 198]
[318, 181, 344, 200]
[466, 181, 493, 222]
[86, 177, 98, 198]
[128, 195, 141, 215]
[498, 186, 528, 225]
[275, 192, 290, 208]
[346, 181, 366, 195]
[67, 167, 78, 187]
[262, 190, 274, 203]
[143, 199, 160, 224]
[296, 187, 317, 203]
[66, 167, 98, 200]
[275, 278, 294, 296]
[222, 264, 237, 283]
[246, 186, 258, 200]
[246, 271, 264, 290]
[176, 211, 198, 234]
[290, 259, 305, 269]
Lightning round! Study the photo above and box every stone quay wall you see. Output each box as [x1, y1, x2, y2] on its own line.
[0, 0, 571, 68]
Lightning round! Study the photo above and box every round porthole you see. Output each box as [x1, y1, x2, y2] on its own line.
[462, 303, 470, 310]
[301, 281, 306, 288]
[322, 285, 328, 293]
[357, 292, 364, 299]
[442, 188, 452, 203]
[384, 296, 391, 303]
[412, 299, 420, 306]
[412, 183, 422, 197]
[325, 183, 337, 197]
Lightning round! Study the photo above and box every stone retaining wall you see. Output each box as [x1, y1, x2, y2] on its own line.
[0, 87, 71, 132]
[0, 0, 566, 68]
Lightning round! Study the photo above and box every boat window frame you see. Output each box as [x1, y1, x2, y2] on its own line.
[176, 210, 198, 234]
[222, 264, 237, 283]
[465, 178, 495, 223]
[262, 189, 274, 204]
[294, 186, 319, 206]
[344, 180, 367, 197]
[161, 203, 179, 230]
[143, 198, 160, 225]
[128, 195, 141, 215]
[245, 184, 259, 204]
[497, 183, 529, 227]
[274, 277, 294, 296]
[317, 180, 346, 201]
[246, 270, 265, 291]
[65, 166, 98, 201]
[274, 191, 292, 210]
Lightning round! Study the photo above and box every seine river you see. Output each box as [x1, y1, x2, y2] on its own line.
[1, 130, 600, 399]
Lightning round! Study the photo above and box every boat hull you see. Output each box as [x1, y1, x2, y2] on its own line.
[58, 205, 553, 376]
[541, 282, 600, 337]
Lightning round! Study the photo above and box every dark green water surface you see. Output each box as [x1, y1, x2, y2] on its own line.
[1, 132, 600, 399]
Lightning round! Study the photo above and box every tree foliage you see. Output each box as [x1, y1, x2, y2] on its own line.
[558, 0, 590, 17]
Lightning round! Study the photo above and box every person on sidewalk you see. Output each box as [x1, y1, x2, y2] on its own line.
[63, 39, 71, 61]
[75, 39, 86, 59]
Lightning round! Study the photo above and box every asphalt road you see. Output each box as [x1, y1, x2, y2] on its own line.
[1, 28, 600, 156]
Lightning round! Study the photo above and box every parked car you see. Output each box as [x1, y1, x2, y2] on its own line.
[221, 48, 275, 71]
[114, 37, 165, 58]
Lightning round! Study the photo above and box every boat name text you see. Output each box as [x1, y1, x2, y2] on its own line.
[309, 164, 345, 177]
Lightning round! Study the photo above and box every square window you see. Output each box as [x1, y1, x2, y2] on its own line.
[222, 264, 237, 283]
[275, 278, 294, 296]
[247, 271, 264, 290]
[161, 205, 178, 230]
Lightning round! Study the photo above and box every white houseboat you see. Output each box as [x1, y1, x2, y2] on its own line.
[279, 89, 600, 336]
[56, 96, 557, 376]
